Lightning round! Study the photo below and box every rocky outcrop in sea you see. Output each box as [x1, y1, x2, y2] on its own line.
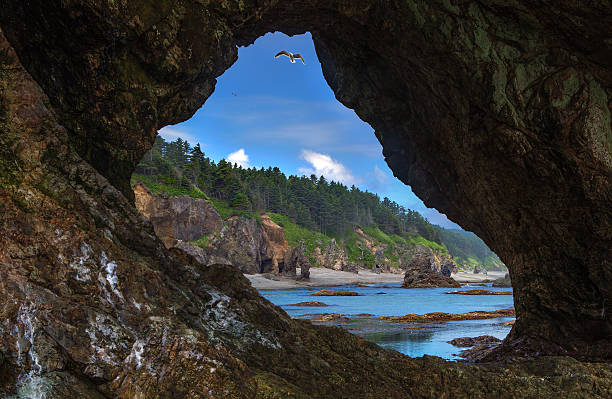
[402, 245, 461, 288]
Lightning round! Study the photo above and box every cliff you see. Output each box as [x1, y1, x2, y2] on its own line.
[134, 185, 458, 283]
[134, 184, 291, 275]
[133, 184, 223, 248]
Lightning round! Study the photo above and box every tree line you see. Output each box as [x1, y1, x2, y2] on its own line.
[134, 136, 441, 241]
[133, 136, 502, 268]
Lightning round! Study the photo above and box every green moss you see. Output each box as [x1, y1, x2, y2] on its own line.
[192, 234, 210, 248]
[0, 135, 22, 189]
[474, 27, 491, 57]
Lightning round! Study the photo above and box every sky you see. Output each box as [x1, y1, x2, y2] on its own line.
[158, 32, 460, 229]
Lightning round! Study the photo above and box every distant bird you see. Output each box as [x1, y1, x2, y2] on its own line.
[274, 50, 305, 64]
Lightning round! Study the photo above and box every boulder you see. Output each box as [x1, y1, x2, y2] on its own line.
[403, 268, 461, 288]
[492, 273, 512, 288]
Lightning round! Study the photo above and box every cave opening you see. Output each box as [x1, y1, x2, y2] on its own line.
[1, 2, 611, 396]
[131, 31, 513, 360]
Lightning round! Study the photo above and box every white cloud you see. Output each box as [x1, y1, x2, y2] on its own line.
[158, 126, 199, 145]
[364, 165, 390, 191]
[227, 148, 251, 168]
[298, 149, 359, 186]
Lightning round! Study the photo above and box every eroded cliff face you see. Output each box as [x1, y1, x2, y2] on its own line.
[134, 183, 223, 248]
[134, 184, 290, 274]
[0, 0, 611, 397]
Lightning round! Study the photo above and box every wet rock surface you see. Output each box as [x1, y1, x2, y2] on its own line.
[446, 290, 513, 295]
[492, 274, 512, 288]
[449, 336, 502, 348]
[0, 0, 611, 397]
[310, 290, 363, 297]
[402, 245, 461, 288]
[283, 302, 331, 307]
[380, 309, 516, 323]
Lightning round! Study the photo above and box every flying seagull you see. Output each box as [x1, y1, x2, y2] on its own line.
[274, 50, 306, 64]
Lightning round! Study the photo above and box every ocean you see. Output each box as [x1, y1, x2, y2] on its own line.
[260, 282, 514, 360]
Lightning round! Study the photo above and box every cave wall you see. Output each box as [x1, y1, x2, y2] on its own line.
[0, 0, 611, 397]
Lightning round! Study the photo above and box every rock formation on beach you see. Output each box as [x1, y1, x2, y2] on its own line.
[285, 243, 311, 280]
[134, 186, 457, 278]
[1, 0, 611, 397]
[402, 245, 461, 288]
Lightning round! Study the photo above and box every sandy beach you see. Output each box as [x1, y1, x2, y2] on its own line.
[452, 270, 506, 282]
[245, 268, 507, 290]
[246, 267, 404, 290]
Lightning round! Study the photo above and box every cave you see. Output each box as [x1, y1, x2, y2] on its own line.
[260, 258, 275, 274]
[0, 1, 610, 397]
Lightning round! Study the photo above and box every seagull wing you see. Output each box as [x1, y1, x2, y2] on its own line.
[274, 50, 292, 59]
[293, 53, 306, 64]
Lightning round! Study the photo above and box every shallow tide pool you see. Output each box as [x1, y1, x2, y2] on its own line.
[260, 282, 514, 360]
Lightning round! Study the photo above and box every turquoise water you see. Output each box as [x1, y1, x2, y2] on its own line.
[260, 282, 514, 360]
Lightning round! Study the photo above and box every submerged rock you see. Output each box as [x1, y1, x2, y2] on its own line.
[310, 313, 349, 323]
[448, 336, 502, 348]
[380, 309, 515, 323]
[446, 289, 513, 295]
[311, 290, 363, 297]
[283, 301, 331, 307]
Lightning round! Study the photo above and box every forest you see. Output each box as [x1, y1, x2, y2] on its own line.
[132, 136, 503, 269]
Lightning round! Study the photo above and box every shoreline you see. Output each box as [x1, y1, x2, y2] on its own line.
[246, 268, 507, 290]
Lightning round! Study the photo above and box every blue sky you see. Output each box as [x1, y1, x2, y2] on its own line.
[159, 32, 460, 229]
